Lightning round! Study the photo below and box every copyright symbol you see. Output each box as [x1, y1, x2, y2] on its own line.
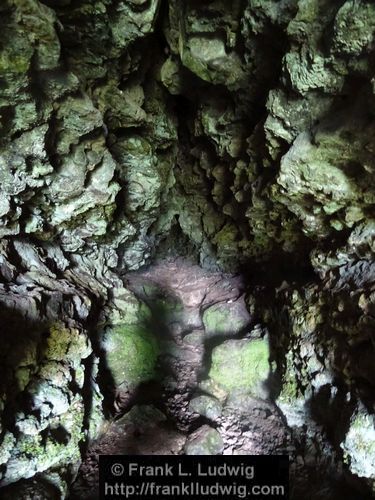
[111, 463, 125, 477]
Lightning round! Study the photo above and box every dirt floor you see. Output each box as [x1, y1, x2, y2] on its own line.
[69, 258, 291, 499]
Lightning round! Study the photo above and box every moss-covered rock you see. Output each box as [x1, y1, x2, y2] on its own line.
[184, 425, 224, 455]
[3, 400, 85, 486]
[208, 338, 271, 399]
[103, 323, 159, 390]
[189, 395, 222, 421]
[202, 300, 250, 338]
[45, 323, 91, 365]
[2, 0, 375, 495]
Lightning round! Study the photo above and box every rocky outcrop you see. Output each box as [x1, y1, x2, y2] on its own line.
[1, 0, 375, 498]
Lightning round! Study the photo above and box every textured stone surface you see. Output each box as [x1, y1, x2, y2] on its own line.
[103, 322, 159, 392]
[1, 0, 375, 498]
[184, 425, 224, 456]
[202, 299, 250, 338]
[189, 395, 222, 422]
[208, 338, 271, 398]
[341, 404, 375, 481]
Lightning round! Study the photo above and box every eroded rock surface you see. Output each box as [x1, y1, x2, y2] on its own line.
[0, 0, 375, 498]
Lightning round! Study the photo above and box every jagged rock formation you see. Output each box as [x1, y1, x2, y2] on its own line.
[1, 0, 375, 498]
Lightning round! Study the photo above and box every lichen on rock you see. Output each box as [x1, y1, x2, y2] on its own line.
[1, 0, 375, 497]
[208, 337, 271, 399]
[103, 322, 159, 392]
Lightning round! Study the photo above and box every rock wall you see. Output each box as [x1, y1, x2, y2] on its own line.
[1, 0, 375, 497]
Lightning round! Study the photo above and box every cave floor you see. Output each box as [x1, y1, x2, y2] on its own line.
[69, 258, 291, 499]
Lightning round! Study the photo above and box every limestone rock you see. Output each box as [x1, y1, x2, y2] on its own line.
[103, 323, 159, 391]
[208, 337, 271, 399]
[189, 395, 222, 421]
[184, 425, 224, 455]
[341, 405, 375, 481]
[202, 299, 250, 338]
[1, 0, 375, 497]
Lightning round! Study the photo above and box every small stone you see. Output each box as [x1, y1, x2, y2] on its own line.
[202, 300, 250, 339]
[208, 338, 271, 399]
[189, 395, 222, 421]
[184, 426, 224, 455]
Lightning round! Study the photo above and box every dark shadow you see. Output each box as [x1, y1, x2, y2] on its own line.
[93, 279, 187, 417]
[68, 279, 195, 499]
[0, 475, 62, 499]
[0, 307, 49, 440]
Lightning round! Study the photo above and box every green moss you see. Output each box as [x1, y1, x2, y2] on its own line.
[278, 377, 300, 405]
[0, 53, 30, 74]
[181, 49, 212, 83]
[203, 307, 229, 333]
[208, 338, 270, 397]
[333, 2, 375, 56]
[16, 403, 85, 474]
[15, 367, 31, 392]
[276, 349, 304, 405]
[44, 323, 89, 364]
[342, 411, 375, 478]
[213, 223, 238, 248]
[140, 284, 184, 322]
[189, 395, 222, 420]
[18, 434, 45, 459]
[44, 324, 72, 361]
[151, 295, 184, 319]
[59, 203, 116, 236]
[291, 1, 319, 24]
[348, 414, 375, 453]
[160, 57, 183, 94]
[202, 303, 248, 338]
[105, 324, 159, 388]
[185, 426, 224, 455]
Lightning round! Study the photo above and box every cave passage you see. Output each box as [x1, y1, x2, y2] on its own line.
[72, 258, 290, 498]
[1, 0, 375, 499]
